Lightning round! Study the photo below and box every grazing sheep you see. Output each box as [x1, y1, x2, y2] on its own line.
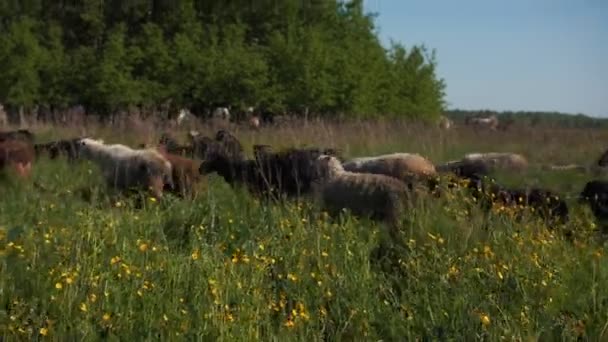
[249, 116, 260, 130]
[465, 115, 499, 131]
[342, 153, 437, 185]
[34, 138, 81, 161]
[201, 145, 329, 200]
[188, 131, 214, 160]
[214, 129, 245, 160]
[156, 145, 202, 198]
[158, 133, 194, 157]
[579, 180, 608, 234]
[77, 138, 172, 199]
[436, 159, 491, 179]
[597, 150, 608, 167]
[543, 164, 588, 172]
[0, 129, 35, 143]
[461, 152, 528, 172]
[314, 155, 413, 236]
[466, 176, 569, 225]
[0, 139, 35, 178]
[189, 130, 244, 162]
[438, 115, 453, 130]
[199, 151, 265, 196]
[252, 146, 339, 198]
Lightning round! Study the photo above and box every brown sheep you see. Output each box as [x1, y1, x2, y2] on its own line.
[156, 145, 203, 199]
[0, 140, 35, 178]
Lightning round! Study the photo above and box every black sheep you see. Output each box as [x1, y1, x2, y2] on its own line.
[0, 129, 35, 143]
[467, 176, 569, 225]
[580, 180, 608, 233]
[34, 138, 81, 161]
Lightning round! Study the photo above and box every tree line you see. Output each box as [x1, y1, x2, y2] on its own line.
[0, 0, 446, 121]
[447, 109, 608, 129]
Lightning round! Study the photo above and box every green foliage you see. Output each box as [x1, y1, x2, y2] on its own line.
[0, 0, 445, 119]
[0, 17, 42, 108]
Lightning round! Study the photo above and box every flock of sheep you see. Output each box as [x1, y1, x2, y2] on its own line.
[1, 127, 608, 240]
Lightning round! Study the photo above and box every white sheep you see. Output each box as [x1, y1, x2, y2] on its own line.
[462, 152, 528, 172]
[78, 138, 173, 198]
[314, 155, 414, 237]
[342, 152, 437, 184]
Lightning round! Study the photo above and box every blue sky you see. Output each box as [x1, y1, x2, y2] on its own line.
[363, 0, 608, 117]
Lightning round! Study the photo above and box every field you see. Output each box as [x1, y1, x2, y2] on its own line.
[1, 120, 608, 340]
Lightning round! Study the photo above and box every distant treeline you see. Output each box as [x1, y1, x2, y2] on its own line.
[0, 0, 445, 120]
[446, 109, 608, 129]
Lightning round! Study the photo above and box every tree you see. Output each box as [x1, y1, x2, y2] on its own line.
[0, 0, 447, 120]
[0, 17, 42, 109]
[92, 24, 141, 112]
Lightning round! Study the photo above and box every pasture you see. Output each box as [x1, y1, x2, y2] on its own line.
[1, 120, 608, 340]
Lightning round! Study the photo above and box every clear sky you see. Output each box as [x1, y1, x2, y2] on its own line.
[363, 0, 608, 117]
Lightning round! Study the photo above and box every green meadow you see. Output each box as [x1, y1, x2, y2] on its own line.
[1, 121, 608, 341]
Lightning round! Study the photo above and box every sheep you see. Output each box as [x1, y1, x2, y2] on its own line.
[435, 159, 491, 179]
[597, 150, 608, 167]
[0, 129, 35, 143]
[201, 145, 329, 200]
[579, 180, 608, 235]
[249, 116, 260, 130]
[0, 139, 35, 178]
[34, 138, 81, 161]
[156, 145, 202, 199]
[198, 150, 266, 196]
[342, 153, 437, 187]
[158, 132, 194, 157]
[313, 155, 414, 237]
[465, 115, 499, 130]
[463, 175, 569, 225]
[189, 130, 244, 162]
[77, 138, 172, 199]
[461, 152, 528, 172]
[252, 146, 340, 198]
[214, 129, 245, 161]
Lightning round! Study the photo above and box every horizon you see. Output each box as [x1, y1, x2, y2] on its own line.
[364, 0, 608, 118]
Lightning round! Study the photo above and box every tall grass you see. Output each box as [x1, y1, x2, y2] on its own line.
[1, 121, 607, 340]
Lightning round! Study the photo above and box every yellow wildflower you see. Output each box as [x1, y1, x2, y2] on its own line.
[284, 318, 295, 328]
[480, 313, 490, 326]
[55, 282, 63, 290]
[139, 243, 148, 252]
[79, 302, 88, 312]
[102, 313, 111, 321]
[39, 327, 48, 336]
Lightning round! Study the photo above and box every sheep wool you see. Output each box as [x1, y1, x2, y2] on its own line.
[315, 155, 413, 235]
[463, 152, 528, 172]
[343, 153, 437, 183]
[78, 138, 172, 198]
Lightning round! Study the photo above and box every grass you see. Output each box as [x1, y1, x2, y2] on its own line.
[1, 120, 608, 340]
